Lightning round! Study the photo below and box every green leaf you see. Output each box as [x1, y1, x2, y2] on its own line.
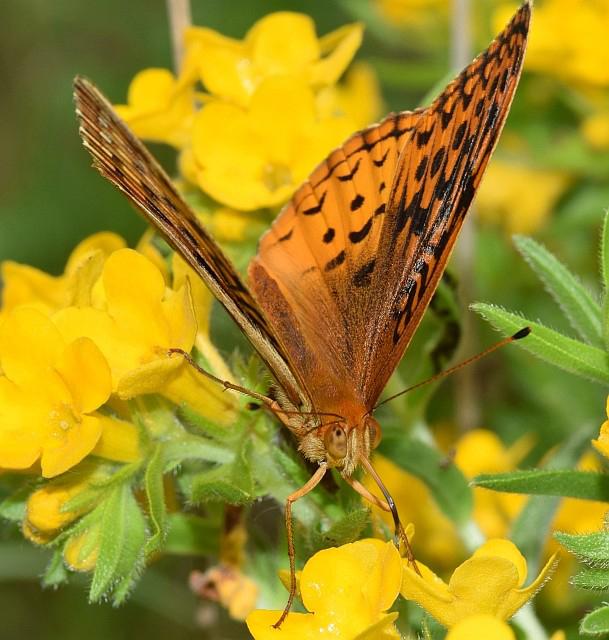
[42, 549, 69, 588]
[317, 508, 370, 547]
[514, 235, 602, 346]
[510, 431, 590, 575]
[378, 435, 472, 525]
[472, 302, 609, 386]
[555, 531, 609, 566]
[473, 469, 609, 501]
[0, 484, 31, 522]
[89, 483, 147, 605]
[191, 468, 252, 505]
[581, 605, 609, 636]
[164, 513, 220, 557]
[602, 211, 609, 350]
[572, 567, 609, 590]
[162, 435, 234, 469]
[144, 444, 167, 557]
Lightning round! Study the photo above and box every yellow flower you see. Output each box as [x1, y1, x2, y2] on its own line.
[54, 248, 236, 423]
[592, 396, 609, 459]
[316, 61, 383, 131]
[0, 232, 126, 319]
[495, 0, 609, 87]
[246, 539, 402, 639]
[64, 527, 99, 572]
[476, 160, 570, 234]
[114, 68, 197, 148]
[446, 615, 515, 640]
[182, 13, 362, 107]
[454, 429, 530, 539]
[400, 538, 557, 627]
[0, 308, 112, 477]
[181, 75, 357, 211]
[364, 454, 463, 569]
[22, 464, 103, 543]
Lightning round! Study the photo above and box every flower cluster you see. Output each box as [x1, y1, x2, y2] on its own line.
[115, 13, 381, 214]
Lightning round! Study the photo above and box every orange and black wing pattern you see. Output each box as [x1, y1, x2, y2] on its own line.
[74, 78, 309, 408]
[250, 1, 530, 410]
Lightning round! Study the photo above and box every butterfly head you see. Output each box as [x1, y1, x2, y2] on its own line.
[302, 413, 382, 476]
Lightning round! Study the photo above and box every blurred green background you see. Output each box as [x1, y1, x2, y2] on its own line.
[3, 1, 609, 638]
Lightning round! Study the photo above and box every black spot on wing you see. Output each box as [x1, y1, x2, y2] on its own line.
[373, 150, 389, 167]
[353, 258, 376, 288]
[337, 157, 361, 182]
[302, 190, 327, 216]
[351, 194, 365, 212]
[431, 147, 446, 178]
[323, 227, 335, 243]
[324, 250, 346, 272]
[349, 218, 373, 244]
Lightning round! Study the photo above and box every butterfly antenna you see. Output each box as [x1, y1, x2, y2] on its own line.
[373, 327, 531, 411]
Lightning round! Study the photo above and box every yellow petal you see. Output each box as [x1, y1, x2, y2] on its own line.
[191, 101, 270, 210]
[400, 561, 454, 625]
[0, 308, 64, 384]
[246, 610, 319, 639]
[592, 419, 609, 460]
[92, 414, 141, 463]
[353, 613, 400, 640]
[41, 414, 103, 478]
[183, 27, 250, 106]
[103, 249, 168, 344]
[500, 552, 559, 620]
[64, 232, 126, 275]
[162, 283, 197, 353]
[114, 68, 195, 148]
[158, 356, 237, 425]
[1, 261, 65, 315]
[300, 539, 402, 624]
[64, 527, 99, 572]
[473, 539, 527, 586]
[311, 23, 363, 86]
[54, 338, 111, 414]
[248, 13, 319, 75]
[0, 377, 43, 469]
[446, 615, 516, 640]
[54, 306, 141, 388]
[446, 556, 519, 624]
[116, 353, 184, 399]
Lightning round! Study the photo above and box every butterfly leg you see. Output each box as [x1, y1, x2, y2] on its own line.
[167, 348, 297, 422]
[355, 459, 422, 576]
[273, 462, 328, 629]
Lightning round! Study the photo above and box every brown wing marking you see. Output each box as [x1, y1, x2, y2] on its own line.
[73, 77, 309, 408]
[249, 1, 531, 411]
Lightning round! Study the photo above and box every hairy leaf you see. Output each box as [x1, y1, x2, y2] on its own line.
[514, 235, 602, 346]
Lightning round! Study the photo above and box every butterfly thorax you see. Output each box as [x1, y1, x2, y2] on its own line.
[274, 388, 381, 476]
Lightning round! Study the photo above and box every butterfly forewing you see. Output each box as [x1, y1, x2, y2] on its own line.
[249, 111, 423, 407]
[73, 78, 309, 409]
[250, 1, 530, 411]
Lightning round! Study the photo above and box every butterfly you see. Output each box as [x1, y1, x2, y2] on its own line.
[74, 0, 530, 627]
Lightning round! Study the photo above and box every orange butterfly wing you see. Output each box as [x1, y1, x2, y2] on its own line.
[249, 1, 531, 411]
[74, 78, 310, 409]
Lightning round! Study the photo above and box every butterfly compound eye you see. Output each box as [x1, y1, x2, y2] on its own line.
[366, 417, 382, 449]
[324, 425, 347, 460]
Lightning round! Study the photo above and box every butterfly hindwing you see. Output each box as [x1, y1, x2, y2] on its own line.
[73, 78, 309, 408]
[250, 1, 530, 410]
